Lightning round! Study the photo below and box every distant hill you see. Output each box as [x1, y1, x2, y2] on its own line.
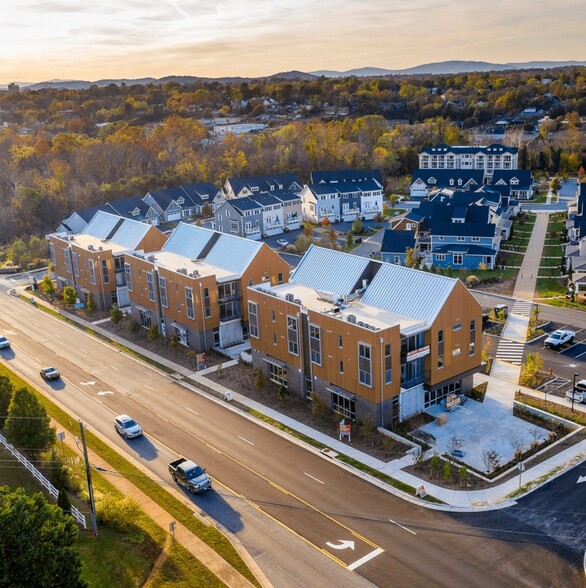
[310, 60, 586, 77]
[11, 60, 586, 91]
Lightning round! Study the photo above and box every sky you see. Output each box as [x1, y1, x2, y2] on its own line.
[1, 0, 586, 84]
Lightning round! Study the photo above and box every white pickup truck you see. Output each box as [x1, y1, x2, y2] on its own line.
[544, 329, 575, 350]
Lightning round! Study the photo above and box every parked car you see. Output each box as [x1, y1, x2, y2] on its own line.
[565, 390, 584, 404]
[544, 329, 575, 349]
[169, 457, 212, 494]
[114, 414, 143, 439]
[0, 336, 10, 349]
[451, 449, 466, 458]
[276, 239, 288, 248]
[40, 367, 60, 381]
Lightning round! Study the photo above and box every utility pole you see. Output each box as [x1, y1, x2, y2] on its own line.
[79, 420, 98, 535]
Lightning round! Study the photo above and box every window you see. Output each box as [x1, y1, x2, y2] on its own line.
[146, 272, 155, 301]
[230, 221, 239, 232]
[248, 302, 259, 338]
[185, 287, 195, 319]
[203, 288, 211, 317]
[453, 323, 462, 331]
[71, 252, 79, 277]
[287, 316, 299, 355]
[394, 256, 400, 264]
[159, 277, 168, 308]
[272, 310, 275, 322]
[309, 325, 321, 365]
[457, 236, 465, 242]
[385, 343, 392, 384]
[125, 263, 133, 291]
[64, 249, 72, 274]
[469, 319, 476, 355]
[338, 335, 343, 349]
[49, 243, 56, 266]
[472, 237, 480, 242]
[453, 253, 463, 265]
[273, 333, 277, 345]
[339, 360, 344, 374]
[102, 259, 109, 284]
[331, 390, 355, 420]
[139, 309, 151, 328]
[88, 259, 96, 285]
[436, 254, 446, 261]
[438, 329, 444, 369]
[218, 281, 238, 300]
[358, 343, 372, 387]
[268, 362, 287, 386]
[278, 273, 283, 284]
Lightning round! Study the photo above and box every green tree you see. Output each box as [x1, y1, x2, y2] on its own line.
[110, 305, 123, 325]
[5, 387, 56, 454]
[404, 247, 417, 268]
[147, 324, 159, 342]
[443, 460, 451, 483]
[62, 286, 77, 305]
[549, 176, 562, 196]
[85, 293, 96, 313]
[39, 275, 55, 297]
[57, 488, 72, 515]
[345, 231, 353, 248]
[0, 487, 86, 587]
[0, 377, 14, 431]
[429, 452, 440, 479]
[351, 217, 364, 235]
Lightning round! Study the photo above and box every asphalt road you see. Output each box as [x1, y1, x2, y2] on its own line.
[0, 278, 584, 587]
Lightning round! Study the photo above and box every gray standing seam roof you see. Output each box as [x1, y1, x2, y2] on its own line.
[163, 223, 217, 258]
[204, 234, 263, 275]
[111, 219, 152, 249]
[291, 246, 371, 295]
[83, 211, 124, 239]
[361, 263, 457, 325]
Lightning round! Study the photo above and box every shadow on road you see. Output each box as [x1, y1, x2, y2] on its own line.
[180, 485, 244, 533]
[125, 434, 158, 461]
[0, 348, 16, 361]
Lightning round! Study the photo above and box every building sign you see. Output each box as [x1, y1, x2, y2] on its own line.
[339, 420, 351, 442]
[406, 346, 430, 362]
[416, 484, 427, 498]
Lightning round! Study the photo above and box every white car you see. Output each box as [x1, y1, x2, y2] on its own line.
[565, 390, 584, 404]
[114, 414, 143, 439]
[276, 239, 289, 248]
[0, 336, 10, 349]
[544, 329, 575, 349]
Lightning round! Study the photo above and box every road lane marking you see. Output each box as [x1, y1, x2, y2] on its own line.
[144, 384, 154, 390]
[326, 540, 354, 550]
[347, 547, 385, 571]
[186, 407, 199, 416]
[110, 365, 119, 371]
[79, 348, 88, 354]
[305, 472, 324, 484]
[238, 436, 254, 446]
[54, 334, 61, 339]
[32, 321, 39, 326]
[389, 518, 417, 535]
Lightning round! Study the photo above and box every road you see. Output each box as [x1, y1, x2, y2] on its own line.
[0, 277, 584, 587]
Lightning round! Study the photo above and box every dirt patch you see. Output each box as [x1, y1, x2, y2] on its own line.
[204, 363, 411, 462]
[474, 276, 516, 297]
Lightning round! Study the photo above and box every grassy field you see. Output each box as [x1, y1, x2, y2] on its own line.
[0, 362, 257, 587]
[535, 277, 567, 297]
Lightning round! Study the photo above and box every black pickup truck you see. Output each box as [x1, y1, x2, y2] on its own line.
[168, 458, 212, 494]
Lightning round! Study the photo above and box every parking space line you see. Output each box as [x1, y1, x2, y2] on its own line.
[305, 472, 324, 484]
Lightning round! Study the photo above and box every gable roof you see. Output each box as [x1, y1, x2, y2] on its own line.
[83, 211, 153, 249]
[180, 183, 221, 204]
[310, 169, 383, 187]
[380, 229, 416, 254]
[163, 223, 219, 258]
[291, 246, 372, 295]
[106, 196, 150, 220]
[146, 187, 192, 210]
[411, 169, 484, 189]
[361, 263, 457, 325]
[420, 143, 517, 156]
[203, 234, 265, 276]
[226, 173, 301, 196]
[429, 221, 496, 238]
[491, 169, 532, 188]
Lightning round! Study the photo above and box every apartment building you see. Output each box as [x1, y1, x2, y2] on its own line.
[248, 246, 482, 425]
[49, 211, 167, 310]
[124, 223, 290, 352]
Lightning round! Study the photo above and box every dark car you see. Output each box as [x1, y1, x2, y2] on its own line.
[40, 367, 60, 381]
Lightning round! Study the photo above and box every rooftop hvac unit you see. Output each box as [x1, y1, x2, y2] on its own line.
[177, 268, 187, 275]
[347, 314, 356, 324]
[88, 244, 94, 251]
[357, 321, 365, 327]
[332, 307, 341, 313]
[285, 293, 294, 302]
[98, 246, 103, 251]
[147, 255, 155, 262]
[190, 270, 199, 278]
[293, 299, 302, 305]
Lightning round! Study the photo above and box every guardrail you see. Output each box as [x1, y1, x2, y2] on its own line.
[0, 433, 87, 529]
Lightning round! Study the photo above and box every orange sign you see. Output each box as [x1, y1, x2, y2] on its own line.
[339, 423, 351, 434]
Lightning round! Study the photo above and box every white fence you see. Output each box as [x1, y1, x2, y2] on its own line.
[0, 433, 87, 529]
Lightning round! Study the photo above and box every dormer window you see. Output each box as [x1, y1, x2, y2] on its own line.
[449, 179, 455, 186]
[132, 208, 140, 216]
[251, 186, 259, 192]
[177, 197, 184, 205]
[428, 177, 436, 184]
[510, 178, 519, 185]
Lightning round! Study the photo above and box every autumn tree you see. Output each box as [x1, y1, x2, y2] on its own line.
[0, 377, 14, 431]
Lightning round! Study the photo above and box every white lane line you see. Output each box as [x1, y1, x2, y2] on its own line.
[186, 407, 199, 416]
[347, 547, 385, 571]
[576, 350, 586, 359]
[32, 321, 39, 326]
[144, 384, 154, 390]
[389, 518, 417, 535]
[79, 348, 88, 354]
[110, 365, 119, 371]
[54, 334, 61, 339]
[238, 436, 254, 446]
[304, 472, 324, 484]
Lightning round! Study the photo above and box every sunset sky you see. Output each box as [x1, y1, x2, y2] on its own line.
[2, 0, 585, 84]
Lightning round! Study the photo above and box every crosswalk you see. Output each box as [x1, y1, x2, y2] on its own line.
[511, 300, 533, 317]
[495, 339, 525, 365]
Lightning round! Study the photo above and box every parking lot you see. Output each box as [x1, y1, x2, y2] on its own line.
[525, 320, 586, 398]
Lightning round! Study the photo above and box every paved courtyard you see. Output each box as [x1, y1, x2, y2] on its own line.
[421, 392, 549, 473]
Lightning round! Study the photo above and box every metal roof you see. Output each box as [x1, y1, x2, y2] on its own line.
[361, 263, 457, 325]
[291, 246, 371, 295]
[111, 219, 152, 249]
[162, 223, 217, 258]
[203, 233, 263, 276]
[83, 211, 123, 239]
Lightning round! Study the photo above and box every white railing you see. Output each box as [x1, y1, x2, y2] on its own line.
[0, 433, 87, 529]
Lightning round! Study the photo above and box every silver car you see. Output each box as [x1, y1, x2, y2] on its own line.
[114, 414, 143, 439]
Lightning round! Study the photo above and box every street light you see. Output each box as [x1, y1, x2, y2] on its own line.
[572, 372, 580, 413]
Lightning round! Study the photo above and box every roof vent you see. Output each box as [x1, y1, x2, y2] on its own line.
[177, 268, 187, 275]
[88, 244, 94, 251]
[347, 314, 357, 324]
[357, 321, 365, 327]
[190, 270, 199, 278]
[293, 298, 302, 305]
[147, 255, 155, 262]
[285, 293, 294, 302]
[98, 246, 103, 251]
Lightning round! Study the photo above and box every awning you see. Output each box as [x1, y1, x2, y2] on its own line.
[262, 356, 286, 369]
[326, 384, 354, 400]
[135, 304, 151, 314]
[170, 321, 187, 330]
